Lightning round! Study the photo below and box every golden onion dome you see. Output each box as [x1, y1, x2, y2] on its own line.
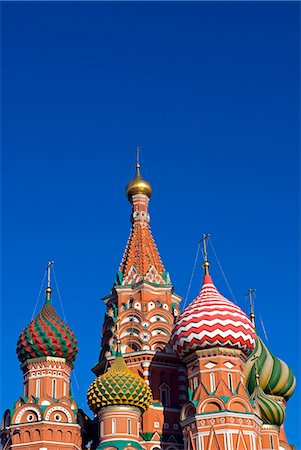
[87, 346, 153, 413]
[125, 163, 152, 201]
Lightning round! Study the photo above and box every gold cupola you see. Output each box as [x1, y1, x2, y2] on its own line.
[125, 150, 152, 201]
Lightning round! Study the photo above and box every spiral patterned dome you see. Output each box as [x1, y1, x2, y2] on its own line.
[17, 288, 78, 364]
[87, 348, 153, 413]
[171, 274, 256, 359]
[251, 383, 285, 426]
[245, 336, 296, 401]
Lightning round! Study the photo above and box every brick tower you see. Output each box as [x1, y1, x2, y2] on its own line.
[1, 263, 81, 450]
[171, 238, 296, 450]
[91, 154, 185, 449]
[171, 245, 260, 450]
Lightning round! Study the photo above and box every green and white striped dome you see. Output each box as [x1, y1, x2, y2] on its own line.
[251, 384, 285, 426]
[245, 336, 296, 401]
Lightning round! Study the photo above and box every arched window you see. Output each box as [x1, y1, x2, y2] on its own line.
[24, 382, 29, 398]
[127, 418, 131, 434]
[52, 379, 56, 398]
[63, 381, 67, 396]
[100, 420, 104, 437]
[228, 373, 233, 392]
[209, 373, 215, 392]
[159, 383, 170, 406]
[36, 379, 40, 397]
[112, 418, 116, 434]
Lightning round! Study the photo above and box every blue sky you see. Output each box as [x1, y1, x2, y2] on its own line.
[1, 1, 300, 446]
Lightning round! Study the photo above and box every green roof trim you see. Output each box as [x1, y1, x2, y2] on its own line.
[97, 439, 143, 450]
[140, 432, 155, 441]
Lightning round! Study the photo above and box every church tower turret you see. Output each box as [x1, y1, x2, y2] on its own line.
[171, 238, 261, 450]
[1, 262, 81, 450]
[92, 151, 185, 449]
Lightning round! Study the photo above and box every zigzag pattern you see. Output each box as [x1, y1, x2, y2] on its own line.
[17, 302, 78, 364]
[171, 275, 256, 358]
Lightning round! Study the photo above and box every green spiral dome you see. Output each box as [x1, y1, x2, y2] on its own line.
[245, 336, 296, 401]
[251, 385, 285, 426]
[87, 349, 153, 413]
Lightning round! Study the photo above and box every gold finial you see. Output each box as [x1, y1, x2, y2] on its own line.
[245, 288, 256, 326]
[201, 234, 210, 275]
[125, 147, 152, 201]
[45, 261, 54, 302]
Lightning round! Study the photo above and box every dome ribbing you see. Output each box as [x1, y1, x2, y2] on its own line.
[245, 336, 296, 401]
[251, 384, 285, 426]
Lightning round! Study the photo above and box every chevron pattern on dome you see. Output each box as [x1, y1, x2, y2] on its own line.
[87, 351, 153, 413]
[251, 384, 285, 426]
[245, 336, 296, 401]
[17, 301, 78, 364]
[171, 274, 256, 359]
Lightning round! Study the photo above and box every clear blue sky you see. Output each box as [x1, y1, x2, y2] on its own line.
[1, 1, 300, 446]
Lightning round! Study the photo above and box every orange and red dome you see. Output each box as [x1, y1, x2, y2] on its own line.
[17, 288, 78, 364]
[171, 274, 256, 359]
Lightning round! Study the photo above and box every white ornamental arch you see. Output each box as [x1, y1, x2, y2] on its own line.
[45, 406, 72, 423]
[15, 406, 42, 424]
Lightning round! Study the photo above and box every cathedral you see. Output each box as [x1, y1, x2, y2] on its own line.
[1, 159, 296, 450]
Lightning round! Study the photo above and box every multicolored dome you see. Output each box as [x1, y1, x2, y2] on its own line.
[171, 274, 256, 359]
[17, 288, 78, 364]
[251, 383, 285, 426]
[245, 336, 296, 401]
[87, 347, 153, 413]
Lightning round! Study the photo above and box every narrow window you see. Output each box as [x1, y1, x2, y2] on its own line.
[193, 377, 198, 390]
[161, 389, 167, 405]
[159, 384, 170, 406]
[228, 373, 233, 392]
[210, 373, 215, 392]
[63, 381, 67, 396]
[52, 379, 56, 398]
[100, 421, 104, 437]
[269, 435, 274, 449]
[127, 418, 131, 434]
[112, 418, 116, 434]
[36, 379, 40, 397]
[24, 382, 29, 397]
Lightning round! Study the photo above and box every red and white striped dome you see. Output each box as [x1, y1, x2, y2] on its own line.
[171, 274, 256, 359]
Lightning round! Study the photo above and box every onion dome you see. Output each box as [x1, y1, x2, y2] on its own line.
[17, 287, 78, 364]
[125, 161, 152, 201]
[87, 345, 153, 413]
[171, 273, 256, 359]
[251, 376, 285, 426]
[245, 336, 296, 401]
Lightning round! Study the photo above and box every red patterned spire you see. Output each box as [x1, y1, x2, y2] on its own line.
[118, 157, 169, 286]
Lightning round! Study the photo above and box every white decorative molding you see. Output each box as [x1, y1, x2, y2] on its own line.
[45, 406, 72, 423]
[15, 406, 42, 424]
